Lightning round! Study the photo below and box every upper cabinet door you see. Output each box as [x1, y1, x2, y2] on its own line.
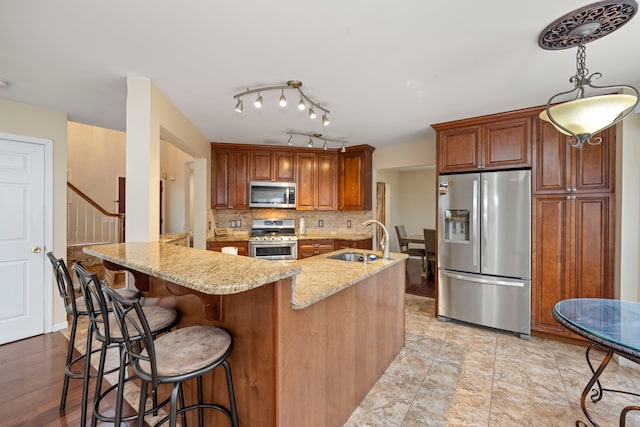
[250, 151, 296, 182]
[533, 119, 570, 194]
[437, 126, 481, 172]
[574, 127, 615, 193]
[483, 117, 531, 170]
[273, 152, 295, 182]
[435, 115, 531, 173]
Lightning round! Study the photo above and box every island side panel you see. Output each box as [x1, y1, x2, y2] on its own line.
[139, 275, 282, 427]
[276, 262, 405, 427]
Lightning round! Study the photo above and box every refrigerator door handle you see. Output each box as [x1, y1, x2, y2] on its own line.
[482, 178, 488, 270]
[441, 271, 525, 288]
[472, 178, 479, 267]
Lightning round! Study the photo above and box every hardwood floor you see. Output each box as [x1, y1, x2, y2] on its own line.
[404, 257, 435, 298]
[0, 331, 142, 427]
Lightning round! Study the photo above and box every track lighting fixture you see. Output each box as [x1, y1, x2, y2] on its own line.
[254, 93, 263, 108]
[285, 132, 348, 151]
[233, 80, 331, 125]
[538, 0, 639, 148]
[279, 89, 287, 107]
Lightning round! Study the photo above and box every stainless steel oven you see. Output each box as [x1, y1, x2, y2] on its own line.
[248, 219, 298, 261]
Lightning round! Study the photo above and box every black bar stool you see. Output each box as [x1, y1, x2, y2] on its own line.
[72, 263, 180, 427]
[103, 285, 239, 427]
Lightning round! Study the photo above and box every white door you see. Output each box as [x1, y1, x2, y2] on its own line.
[0, 137, 46, 344]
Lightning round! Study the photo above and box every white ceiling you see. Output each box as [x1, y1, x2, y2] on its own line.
[1, 0, 639, 149]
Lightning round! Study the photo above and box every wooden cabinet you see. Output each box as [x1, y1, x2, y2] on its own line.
[206, 241, 249, 256]
[211, 142, 374, 211]
[533, 120, 615, 194]
[338, 145, 374, 210]
[531, 194, 614, 337]
[250, 150, 295, 182]
[531, 114, 615, 338]
[433, 113, 531, 173]
[298, 239, 335, 259]
[211, 148, 249, 210]
[334, 238, 373, 251]
[296, 152, 337, 211]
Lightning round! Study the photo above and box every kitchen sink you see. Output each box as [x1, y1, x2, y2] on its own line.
[326, 252, 374, 262]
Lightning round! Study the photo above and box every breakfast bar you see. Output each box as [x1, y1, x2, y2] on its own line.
[84, 242, 407, 427]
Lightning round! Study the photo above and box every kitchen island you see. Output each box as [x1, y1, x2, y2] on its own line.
[84, 242, 407, 427]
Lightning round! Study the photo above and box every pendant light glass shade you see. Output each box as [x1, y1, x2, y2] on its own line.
[279, 90, 287, 107]
[309, 107, 316, 119]
[298, 97, 306, 111]
[539, 94, 637, 136]
[234, 99, 243, 113]
[254, 93, 263, 108]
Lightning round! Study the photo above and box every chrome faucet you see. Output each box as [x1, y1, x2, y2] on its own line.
[362, 220, 390, 260]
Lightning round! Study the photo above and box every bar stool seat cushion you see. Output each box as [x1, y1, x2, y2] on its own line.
[95, 306, 179, 340]
[138, 326, 232, 377]
[67, 287, 139, 314]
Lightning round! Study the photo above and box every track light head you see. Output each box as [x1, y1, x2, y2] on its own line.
[309, 107, 317, 119]
[298, 97, 306, 111]
[234, 99, 243, 113]
[279, 90, 287, 107]
[322, 140, 328, 150]
[322, 114, 330, 126]
[307, 137, 313, 148]
[341, 143, 346, 153]
[254, 93, 263, 108]
[287, 134, 293, 146]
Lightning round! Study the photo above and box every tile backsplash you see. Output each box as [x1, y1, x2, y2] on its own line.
[209, 209, 374, 238]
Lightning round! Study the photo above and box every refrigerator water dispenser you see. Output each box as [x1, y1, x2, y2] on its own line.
[443, 209, 469, 242]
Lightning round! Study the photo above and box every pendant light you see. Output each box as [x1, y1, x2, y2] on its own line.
[538, 0, 639, 148]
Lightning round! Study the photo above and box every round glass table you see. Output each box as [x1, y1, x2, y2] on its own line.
[553, 298, 640, 427]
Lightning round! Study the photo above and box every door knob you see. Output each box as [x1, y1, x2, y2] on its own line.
[32, 246, 41, 253]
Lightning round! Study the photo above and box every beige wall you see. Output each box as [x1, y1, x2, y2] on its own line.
[67, 121, 126, 211]
[617, 104, 640, 302]
[125, 77, 210, 247]
[374, 137, 436, 170]
[0, 98, 68, 329]
[160, 139, 193, 233]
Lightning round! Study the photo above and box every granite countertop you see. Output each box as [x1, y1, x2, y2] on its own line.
[83, 243, 405, 311]
[83, 242, 300, 295]
[289, 249, 407, 309]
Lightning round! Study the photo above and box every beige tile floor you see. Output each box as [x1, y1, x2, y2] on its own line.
[70, 294, 640, 427]
[345, 294, 640, 427]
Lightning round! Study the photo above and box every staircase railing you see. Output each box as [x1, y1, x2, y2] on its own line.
[67, 181, 124, 245]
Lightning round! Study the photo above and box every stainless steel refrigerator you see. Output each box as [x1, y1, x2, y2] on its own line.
[437, 170, 531, 338]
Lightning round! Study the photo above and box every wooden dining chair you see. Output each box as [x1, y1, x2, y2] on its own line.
[395, 225, 426, 273]
[423, 228, 436, 279]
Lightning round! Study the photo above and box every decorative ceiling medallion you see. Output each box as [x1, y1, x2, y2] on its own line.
[538, 0, 638, 50]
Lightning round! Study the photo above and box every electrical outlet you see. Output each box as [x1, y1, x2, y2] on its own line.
[347, 220, 352, 228]
[318, 219, 324, 227]
[237, 219, 242, 227]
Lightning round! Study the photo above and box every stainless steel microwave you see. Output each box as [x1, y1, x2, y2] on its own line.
[249, 181, 296, 208]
